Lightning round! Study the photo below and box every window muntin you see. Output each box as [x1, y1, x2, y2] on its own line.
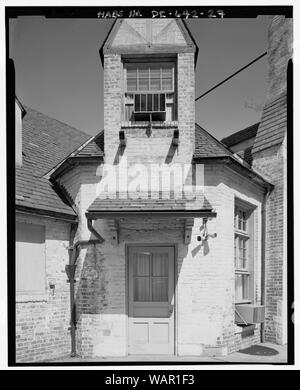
[235, 235, 249, 270]
[124, 63, 175, 122]
[235, 208, 248, 232]
[234, 204, 253, 304]
[126, 64, 174, 93]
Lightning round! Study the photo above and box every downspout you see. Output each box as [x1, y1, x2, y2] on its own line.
[261, 188, 271, 343]
[67, 223, 77, 357]
[66, 221, 105, 357]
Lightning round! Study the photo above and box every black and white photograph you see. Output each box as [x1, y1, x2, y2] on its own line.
[3, 2, 296, 372]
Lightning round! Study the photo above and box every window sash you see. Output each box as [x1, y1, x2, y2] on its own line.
[235, 207, 248, 232]
[234, 235, 249, 270]
[234, 202, 253, 304]
[235, 272, 250, 302]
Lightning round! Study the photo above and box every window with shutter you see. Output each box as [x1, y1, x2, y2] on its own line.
[124, 62, 175, 122]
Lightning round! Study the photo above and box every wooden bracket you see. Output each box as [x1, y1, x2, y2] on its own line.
[184, 218, 194, 244]
[108, 219, 119, 246]
[172, 129, 179, 146]
[119, 130, 126, 146]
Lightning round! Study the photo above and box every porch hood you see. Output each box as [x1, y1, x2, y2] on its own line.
[85, 192, 216, 219]
[85, 192, 216, 246]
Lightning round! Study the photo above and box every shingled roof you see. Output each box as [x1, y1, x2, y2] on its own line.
[193, 123, 273, 190]
[252, 92, 287, 154]
[194, 123, 234, 159]
[16, 107, 90, 219]
[87, 192, 213, 216]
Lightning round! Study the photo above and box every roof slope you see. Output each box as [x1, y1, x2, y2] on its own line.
[16, 107, 90, 218]
[87, 192, 212, 214]
[221, 122, 259, 148]
[252, 93, 287, 154]
[73, 131, 104, 158]
[194, 123, 273, 189]
[194, 123, 234, 159]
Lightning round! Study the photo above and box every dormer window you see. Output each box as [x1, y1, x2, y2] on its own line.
[124, 62, 176, 122]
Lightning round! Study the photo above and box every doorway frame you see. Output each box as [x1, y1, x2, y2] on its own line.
[125, 243, 178, 356]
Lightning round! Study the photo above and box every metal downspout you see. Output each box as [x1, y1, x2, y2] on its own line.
[66, 220, 104, 357]
[261, 189, 271, 343]
[67, 223, 78, 357]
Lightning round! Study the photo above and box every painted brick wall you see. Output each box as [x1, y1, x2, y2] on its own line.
[58, 162, 264, 357]
[16, 213, 71, 362]
[103, 54, 122, 164]
[103, 52, 195, 166]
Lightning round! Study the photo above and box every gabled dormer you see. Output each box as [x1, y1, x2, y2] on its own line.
[100, 19, 198, 164]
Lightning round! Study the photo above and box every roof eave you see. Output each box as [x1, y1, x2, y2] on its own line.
[193, 155, 274, 191]
[86, 210, 216, 220]
[16, 205, 78, 222]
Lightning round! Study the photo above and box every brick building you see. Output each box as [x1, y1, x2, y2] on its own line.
[14, 17, 291, 362]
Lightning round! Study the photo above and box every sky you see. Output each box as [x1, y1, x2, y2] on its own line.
[9, 16, 269, 140]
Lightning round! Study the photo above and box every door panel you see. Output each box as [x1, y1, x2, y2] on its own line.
[128, 246, 175, 355]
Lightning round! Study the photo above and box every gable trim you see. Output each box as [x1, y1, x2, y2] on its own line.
[99, 19, 198, 66]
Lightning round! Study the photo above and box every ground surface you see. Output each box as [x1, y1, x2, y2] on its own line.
[46, 343, 288, 365]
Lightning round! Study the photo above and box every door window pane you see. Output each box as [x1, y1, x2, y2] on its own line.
[133, 253, 151, 301]
[152, 253, 168, 276]
[152, 253, 168, 301]
[134, 277, 151, 301]
[133, 253, 151, 276]
[132, 251, 170, 302]
[152, 277, 168, 301]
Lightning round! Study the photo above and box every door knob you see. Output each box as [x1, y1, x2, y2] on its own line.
[168, 304, 174, 316]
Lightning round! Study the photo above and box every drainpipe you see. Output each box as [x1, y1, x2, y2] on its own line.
[67, 224, 77, 357]
[66, 221, 104, 357]
[261, 188, 271, 343]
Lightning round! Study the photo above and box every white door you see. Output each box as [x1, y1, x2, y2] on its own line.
[128, 246, 175, 355]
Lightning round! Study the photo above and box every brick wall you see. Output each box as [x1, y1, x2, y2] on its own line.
[58, 162, 264, 357]
[51, 17, 267, 357]
[103, 52, 195, 166]
[16, 213, 71, 362]
[251, 15, 291, 344]
[253, 143, 287, 344]
[265, 16, 292, 102]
